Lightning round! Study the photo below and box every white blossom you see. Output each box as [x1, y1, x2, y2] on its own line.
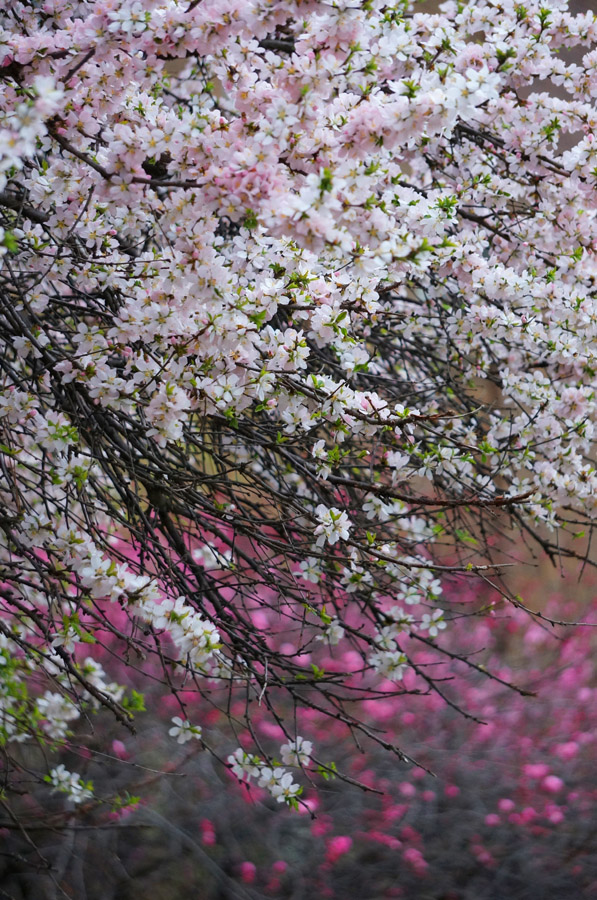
[314, 505, 352, 547]
[168, 716, 202, 744]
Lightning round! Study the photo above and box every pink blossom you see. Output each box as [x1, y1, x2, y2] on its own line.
[238, 862, 256, 883]
[326, 836, 353, 864]
[542, 775, 565, 794]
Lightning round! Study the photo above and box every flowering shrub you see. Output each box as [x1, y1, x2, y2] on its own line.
[1, 0, 597, 861]
[1, 572, 596, 898]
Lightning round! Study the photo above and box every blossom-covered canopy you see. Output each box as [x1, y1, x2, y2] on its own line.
[1, 0, 597, 804]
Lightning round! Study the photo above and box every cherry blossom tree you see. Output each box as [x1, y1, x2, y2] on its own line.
[1, 0, 597, 830]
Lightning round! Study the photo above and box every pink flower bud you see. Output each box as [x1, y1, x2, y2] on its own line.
[112, 740, 129, 760]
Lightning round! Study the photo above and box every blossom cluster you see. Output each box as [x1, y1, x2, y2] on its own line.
[227, 737, 312, 807]
[47, 765, 93, 805]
